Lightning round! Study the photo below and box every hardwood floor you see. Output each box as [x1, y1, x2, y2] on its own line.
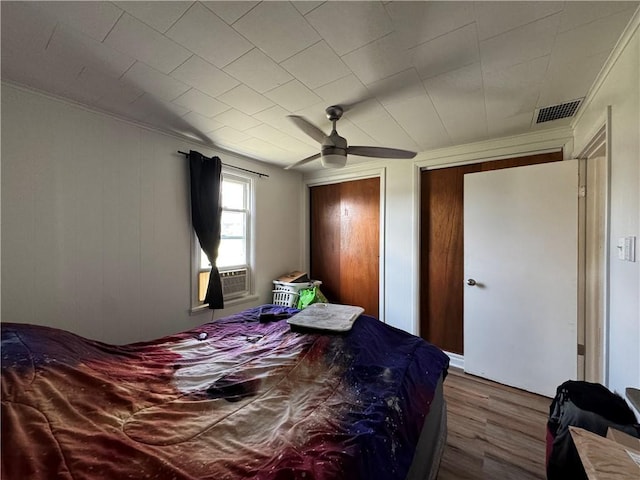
[437, 368, 552, 480]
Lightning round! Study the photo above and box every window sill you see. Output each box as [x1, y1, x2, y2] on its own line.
[190, 294, 260, 315]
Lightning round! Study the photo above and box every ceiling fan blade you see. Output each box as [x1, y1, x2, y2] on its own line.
[284, 153, 322, 170]
[287, 115, 327, 144]
[347, 146, 417, 159]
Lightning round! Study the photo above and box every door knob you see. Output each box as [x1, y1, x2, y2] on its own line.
[467, 278, 477, 286]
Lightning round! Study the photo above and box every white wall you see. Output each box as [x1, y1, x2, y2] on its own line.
[1, 84, 304, 344]
[572, 13, 640, 400]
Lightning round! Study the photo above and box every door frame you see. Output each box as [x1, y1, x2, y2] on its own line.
[576, 107, 611, 385]
[413, 130, 575, 369]
[303, 166, 387, 323]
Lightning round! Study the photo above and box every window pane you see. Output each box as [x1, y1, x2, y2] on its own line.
[222, 180, 245, 209]
[221, 211, 245, 238]
[200, 249, 211, 269]
[194, 174, 251, 307]
[218, 238, 245, 267]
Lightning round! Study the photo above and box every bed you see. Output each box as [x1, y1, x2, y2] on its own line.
[1, 305, 449, 480]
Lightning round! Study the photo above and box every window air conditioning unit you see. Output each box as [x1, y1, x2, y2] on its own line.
[220, 268, 249, 299]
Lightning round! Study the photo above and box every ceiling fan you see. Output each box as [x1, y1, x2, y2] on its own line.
[284, 105, 417, 170]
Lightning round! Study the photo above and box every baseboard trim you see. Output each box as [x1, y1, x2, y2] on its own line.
[445, 351, 464, 370]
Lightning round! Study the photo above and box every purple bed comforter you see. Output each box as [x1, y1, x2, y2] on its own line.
[1, 305, 448, 480]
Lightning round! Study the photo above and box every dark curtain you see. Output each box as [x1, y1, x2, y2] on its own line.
[189, 150, 224, 309]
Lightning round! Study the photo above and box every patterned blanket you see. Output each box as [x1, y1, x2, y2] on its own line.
[1, 305, 448, 480]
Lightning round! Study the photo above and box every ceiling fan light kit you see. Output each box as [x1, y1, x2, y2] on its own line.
[286, 105, 417, 170]
[321, 152, 348, 168]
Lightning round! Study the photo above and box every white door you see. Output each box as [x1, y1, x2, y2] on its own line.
[463, 160, 579, 397]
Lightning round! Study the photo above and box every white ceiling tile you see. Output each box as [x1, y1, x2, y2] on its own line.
[201, 1, 258, 25]
[485, 89, 540, 123]
[281, 41, 351, 89]
[223, 48, 293, 93]
[46, 25, 135, 78]
[172, 89, 231, 117]
[479, 14, 561, 73]
[0, 2, 56, 55]
[265, 80, 323, 112]
[54, 74, 107, 106]
[412, 23, 479, 80]
[182, 111, 225, 133]
[483, 56, 550, 119]
[558, 2, 635, 33]
[36, 1, 122, 42]
[344, 98, 388, 124]
[209, 126, 252, 144]
[315, 74, 370, 107]
[422, 63, 486, 144]
[121, 62, 190, 101]
[474, 1, 564, 40]
[236, 138, 295, 161]
[292, 2, 324, 15]
[1, 47, 83, 95]
[232, 2, 320, 62]
[170, 55, 239, 97]
[342, 33, 413, 85]
[425, 61, 484, 94]
[538, 53, 609, 108]
[244, 123, 295, 142]
[548, 9, 635, 67]
[253, 105, 296, 124]
[384, 95, 452, 149]
[487, 111, 536, 138]
[77, 68, 144, 106]
[213, 109, 262, 131]
[367, 69, 426, 105]
[305, 2, 393, 56]
[483, 56, 550, 91]
[385, 1, 475, 48]
[131, 93, 191, 119]
[104, 13, 191, 74]
[114, 1, 192, 33]
[166, 3, 253, 68]
[217, 85, 274, 115]
[253, 106, 319, 147]
[244, 124, 317, 153]
[346, 100, 420, 151]
[93, 93, 151, 123]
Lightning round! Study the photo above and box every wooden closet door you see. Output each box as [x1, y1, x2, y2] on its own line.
[310, 178, 380, 317]
[419, 152, 563, 354]
[420, 164, 480, 354]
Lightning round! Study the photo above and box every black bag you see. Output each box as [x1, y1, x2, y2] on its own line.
[546, 380, 639, 480]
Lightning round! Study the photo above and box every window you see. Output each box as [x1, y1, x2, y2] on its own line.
[193, 172, 252, 308]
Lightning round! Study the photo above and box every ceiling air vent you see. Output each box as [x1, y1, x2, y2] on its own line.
[534, 98, 583, 124]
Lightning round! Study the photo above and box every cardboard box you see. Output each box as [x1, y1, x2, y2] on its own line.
[277, 271, 308, 283]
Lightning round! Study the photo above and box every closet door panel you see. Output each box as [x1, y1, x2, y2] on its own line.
[310, 178, 379, 317]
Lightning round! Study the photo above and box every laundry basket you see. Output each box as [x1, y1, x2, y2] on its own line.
[271, 289, 300, 307]
[272, 280, 322, 307]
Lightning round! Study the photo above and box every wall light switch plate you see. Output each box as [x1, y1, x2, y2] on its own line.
[618, 236, 636, 262]
[624, 236, 636, 262]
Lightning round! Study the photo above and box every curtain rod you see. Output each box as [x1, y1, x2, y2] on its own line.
[178, 151, 269, 178]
